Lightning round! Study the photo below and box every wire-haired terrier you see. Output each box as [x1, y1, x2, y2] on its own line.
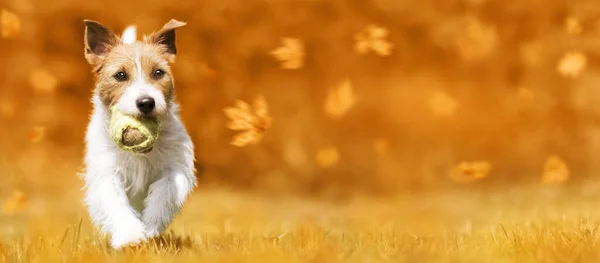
[82, 19, 196, 249]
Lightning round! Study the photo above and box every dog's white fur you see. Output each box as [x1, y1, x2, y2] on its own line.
[121, 26, 137, 45]
[83, 23, 196, 249]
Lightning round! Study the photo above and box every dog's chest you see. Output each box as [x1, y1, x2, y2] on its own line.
[116, 154, 161, 212]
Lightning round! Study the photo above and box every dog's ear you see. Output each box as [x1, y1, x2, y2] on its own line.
[84, 20, 118, 66]
[146, 19, 186, 60]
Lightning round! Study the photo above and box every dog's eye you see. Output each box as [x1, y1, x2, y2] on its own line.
[152, 69, 165, 80]
[114, 71, 128, 81]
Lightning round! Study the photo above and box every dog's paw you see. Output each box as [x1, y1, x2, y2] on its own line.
[110, 221, 147, 249]
[142, 214, 169, 239]
[145, 228, 161, 239]
[144, 222, 168, 239]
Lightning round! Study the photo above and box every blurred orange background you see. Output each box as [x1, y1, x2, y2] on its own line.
[1, 0, 598, 199]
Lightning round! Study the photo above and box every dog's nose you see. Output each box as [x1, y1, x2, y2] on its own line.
[136, 97, 155, 114]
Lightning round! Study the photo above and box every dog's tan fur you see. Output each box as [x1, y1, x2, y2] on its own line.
[94, 44, 175, 107]
[84, 20, 184, 108]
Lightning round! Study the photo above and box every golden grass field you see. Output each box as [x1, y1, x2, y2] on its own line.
[2, 183, 600, 263]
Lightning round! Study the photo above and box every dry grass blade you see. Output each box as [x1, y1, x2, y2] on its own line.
[72, 217, 83, 252]
[58, 227, 72, 248]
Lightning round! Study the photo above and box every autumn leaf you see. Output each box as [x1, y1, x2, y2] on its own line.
[2, 190, 28, 215]
[557, 51, 586, 78]
[354, 24, 394, 56]
[270, 37, 305, 69]
[283, 138, 308, 168]
[373, 138, 390, 155]
[565, 17, 582, 35]
[316, 147, 339, 167]
[253, 95, 271, 122]
[456, 16, 497, 61]
[542, 155, 569, 185]
[199, 62, 217, 79]
[520, 41, 542, 67]
[324, 78, 357, 119]
[29, 126, 46, 143]
[224, 95, 272, 147]
[428, 91, 458, 117]
[231, 130, 262, 147]
[449, 161, 491, 182]
[0, 99, 17, 118]
[29, 68, 59, 94]
[517, 87, 535, 104]
[1, 9, 21, 39]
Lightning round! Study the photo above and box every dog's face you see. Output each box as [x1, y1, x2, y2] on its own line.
[83, 19, 186, 118]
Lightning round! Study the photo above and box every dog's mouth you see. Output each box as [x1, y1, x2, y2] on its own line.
[110, 106, 161, 154]
[138, 147, 153, 154]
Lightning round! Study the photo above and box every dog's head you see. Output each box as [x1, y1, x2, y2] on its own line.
[83, 19, 186, 118]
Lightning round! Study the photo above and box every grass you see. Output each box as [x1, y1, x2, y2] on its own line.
[2, 184, 600, 262]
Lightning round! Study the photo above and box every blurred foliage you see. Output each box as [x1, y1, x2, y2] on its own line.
[1, 0, 600, 198]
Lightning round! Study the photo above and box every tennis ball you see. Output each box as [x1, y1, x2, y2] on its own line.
[109, 106, 160, 153]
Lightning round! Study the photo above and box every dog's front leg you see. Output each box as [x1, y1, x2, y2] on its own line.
[85, 171, 147, 249]
[142, 169, 195, 237]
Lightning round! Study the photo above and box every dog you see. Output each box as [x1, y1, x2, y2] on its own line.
[81, 19, 196, 249]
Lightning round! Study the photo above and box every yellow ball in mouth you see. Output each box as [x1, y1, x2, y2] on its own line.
[109, 106, 161, 154]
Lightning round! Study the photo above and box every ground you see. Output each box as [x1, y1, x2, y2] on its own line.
[2, 184, 600, 263]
